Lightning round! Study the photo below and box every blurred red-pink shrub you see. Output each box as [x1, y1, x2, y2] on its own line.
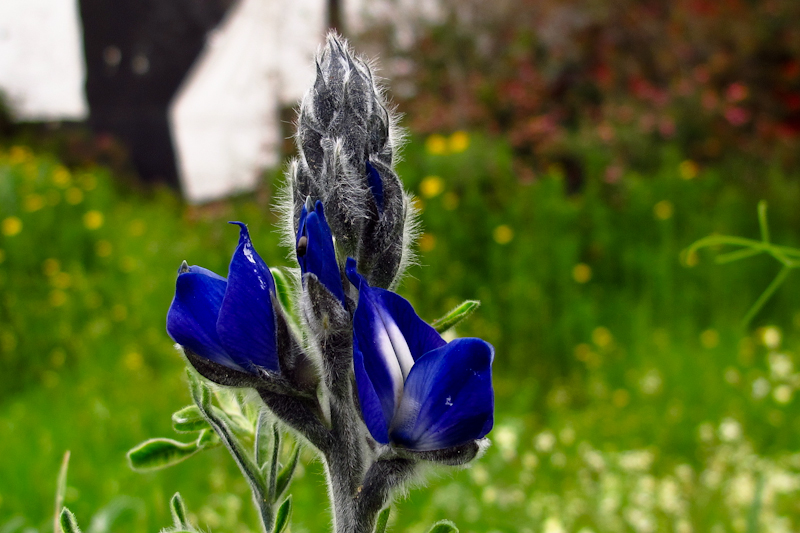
[359, 0, 800, 178]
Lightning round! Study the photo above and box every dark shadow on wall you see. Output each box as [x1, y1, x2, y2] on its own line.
[78, 0, 235, 186]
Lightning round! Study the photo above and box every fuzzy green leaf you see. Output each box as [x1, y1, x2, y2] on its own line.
[274, 496, 292, 533]
[427, 520, 458, 533]
[431, 300, 480, 333]
[170, 493, 190, 530]
[172, 405, 209, 433]
[127, 438, 199, 472]
[374, 507, 391, 533]
[54, 451, 70, 533]
[271, 267, 297, 319]
[275, 444, 301, 498]
[60, 508, 82, 533]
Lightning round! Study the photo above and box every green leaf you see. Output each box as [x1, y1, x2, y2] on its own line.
[427, 520, 458, 533]
[374, 507, 390, 533]
[126, 438, 199, 472]
[170, 493, 190, 530]
[172, 405, 209, 433]
[60, 508, 82, 533]
[274, 496, 292, 533]
[271, 267, 297, 319]
[431, 300, 480, 333]
[275, 444, 301, 498]
[54, 451, 70, 533]
[196, 428, 220, 448]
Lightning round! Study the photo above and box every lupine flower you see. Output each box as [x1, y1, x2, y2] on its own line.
[296, 199, 345, 305]
[346, 258, 494, 451]
[167, 223, 279, 373]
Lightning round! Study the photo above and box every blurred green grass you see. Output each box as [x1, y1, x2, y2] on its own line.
[1, 135, 800, 532]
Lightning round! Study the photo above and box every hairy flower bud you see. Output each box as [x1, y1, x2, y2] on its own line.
[287, 33, 417, 289]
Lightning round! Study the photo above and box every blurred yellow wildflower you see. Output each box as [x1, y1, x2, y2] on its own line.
[612, 388, 630, 408]
[442, 192, 459, 210]
[65, 187, 84, 205]
[418, 233, 436, 252]
[493, 224, 514, 244]
[425, 134, 448, 155]
[592, 326, 613, 348]
[700, 329, 719, 349]
[123, 350, 144, 371]
[95, 240, 113, 257]
[119, 256, 137, 272]
[572, 263, 592, 283]
[1, 216, 23, 236]
[23, 194, 45, 212]
[83, 210, 104, 230]
[448, 131, 470, 153]
[42, 258, 60, 276]
[52, 272, 72, 289]
[49, 290, 67, 307]
[654, 200, 674, 220]
[129, 219, 146, 236]
[679, 160, 699, 180]
[9, 146, 32, 165]
[419, 175, 444, 198]
[52, 166, 72, 188]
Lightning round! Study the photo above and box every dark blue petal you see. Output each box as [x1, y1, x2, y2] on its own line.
[304, 202, 345, 304]
[216, 223, 279, 372]
[346, 259, 445, 362]
[167, 265, 244, 371]
[366, 160, 384, 213]
[347, 258, 405, 426]
[391, 338, 494, 451]
[353, 336, 390, 444]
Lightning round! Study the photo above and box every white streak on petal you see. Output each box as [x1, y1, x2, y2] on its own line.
[372, 314, 405, 408]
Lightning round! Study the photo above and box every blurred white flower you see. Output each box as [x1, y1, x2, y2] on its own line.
[640, 369, 662, 395]
[769, 353, 793, 380]
[543, 517, 566, 533]
[535, 431, 557, 453]
[619, 450, 654, 472]
[698, 422, 715, 443]
[719, 418, 742, 442]
[773, 384, 792, 404]
[762, 326, 782, 349]
[752, 377, 771, 399]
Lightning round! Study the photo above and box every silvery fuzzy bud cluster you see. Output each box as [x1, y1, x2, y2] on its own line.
[287, 33, 416, 289]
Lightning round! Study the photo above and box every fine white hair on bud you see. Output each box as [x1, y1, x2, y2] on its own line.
[277, 31, 418, 290]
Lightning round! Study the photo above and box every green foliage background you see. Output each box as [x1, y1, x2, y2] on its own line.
[2, 134, 800, 532]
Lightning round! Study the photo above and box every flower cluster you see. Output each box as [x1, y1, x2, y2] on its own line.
[165, 34, 494, 533]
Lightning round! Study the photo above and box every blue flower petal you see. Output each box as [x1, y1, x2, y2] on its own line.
[353, 336, 390, 444]
[366, 160, 384, 213]
[390, 338, 494, 451]
[167, 265, 244, 371]
[347, 257, 406, 425]
[216, 223, 279, 372]
[304, 202, 345, 304]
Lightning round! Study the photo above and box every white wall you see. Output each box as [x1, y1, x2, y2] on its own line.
[0, 0, 88, 121]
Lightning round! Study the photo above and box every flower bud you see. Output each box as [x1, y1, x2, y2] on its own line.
[288, 32, 417, 289]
